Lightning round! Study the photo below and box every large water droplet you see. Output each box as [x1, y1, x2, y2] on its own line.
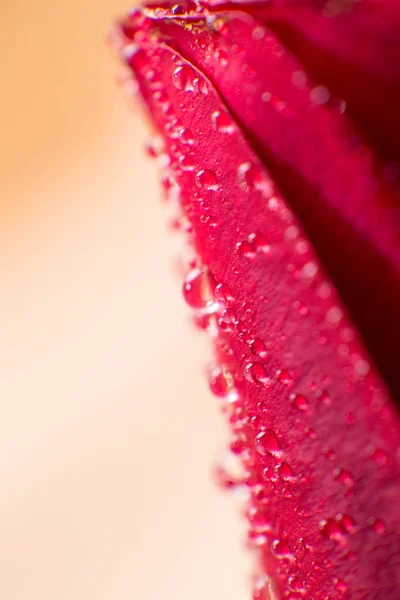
[182, 268, 215, 309]
[208, 365, 238, 402]
[196, 169, 219, 190]
[244, 362, 270, 385]
[172, 64, 196, 91]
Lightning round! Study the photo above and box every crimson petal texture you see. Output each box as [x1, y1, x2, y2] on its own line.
[142, 5, 400, 404]
[114, 3, 400, 599]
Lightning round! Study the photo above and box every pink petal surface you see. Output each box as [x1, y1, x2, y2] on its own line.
[140, 8, 400, 402]
[114, 5, 400, 599]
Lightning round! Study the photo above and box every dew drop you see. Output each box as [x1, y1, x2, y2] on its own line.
[337, 513, 356, 534]
[178, 154, 195, 171]
[171, 3, 185, 15]
[271, 538, 293, 559]
[247, 505, 272, 532]
[302, 261, 319, 280]
[211, 109, 235, 133]
[230, 432, 248, 455]
[278, 462, 295, 481]
[236, 240, 255, 258]
[250, 339, 268, 359]
[197, 77, 209, 95]
[319, 518, 345, 542]
[248, 232, 271, 254]
[172, 64, 196, 91]
[277, 369, 293, 385]
[326, 306, 343, 326]
[182, 268, 215, 309]
[208, 365, 238, 401]
[215, 282, 234, 303]
[255, 430, 281, 457]
[335, 469, 354, 487]
[218, 308, 237, 332]
[291, 70, 307, 88]
[196, 169, 219, 190]
[180, 128, 194, 144]
[310, 85, 330, 105]
[244, 362, 270, 385]
[238, 162, 272, 195]
[290, 393, 309, 412]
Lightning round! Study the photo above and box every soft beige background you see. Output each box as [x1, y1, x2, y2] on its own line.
[0, 2, 247, 599]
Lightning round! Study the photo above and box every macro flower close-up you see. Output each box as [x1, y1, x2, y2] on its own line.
[1, 2, 400, 600]
[113, 1, 400, 598]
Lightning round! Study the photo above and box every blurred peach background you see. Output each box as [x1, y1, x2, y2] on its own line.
[0, 2, 248, 599]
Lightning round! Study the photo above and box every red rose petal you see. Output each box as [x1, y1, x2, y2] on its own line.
[144, 8, 400, 403]
[115, 11, 400, 598]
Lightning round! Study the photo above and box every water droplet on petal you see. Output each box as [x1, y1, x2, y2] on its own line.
[310, 85, 330, 105]
[290, 393, 309, 412]
[319, 518, 345, 543]
[172, 64, 196, 91]
[271, 538, 293, 560]
[337, 513, 356, 534]
[244, 362, 270, 385]
[218, 308, 237, 332]
[211, 109, 235, 134]
[182, 268, 215, 309]
[172, 3, 185, 15]
[250, 339, 268, 359]
[215, 283, 234, 303]
[249, 232, 271, 254]
[237, 240, 255, 258]
[238, 162, 272, 195]
[278, 462, 295, 481]
[208, 365, 238, 402]
[247, 506, 272, 532]
[334, 469, 354, 487]
[277, 369, 294, 385]
[196, 169, 219, 190]
[255, 430, 281, 457]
